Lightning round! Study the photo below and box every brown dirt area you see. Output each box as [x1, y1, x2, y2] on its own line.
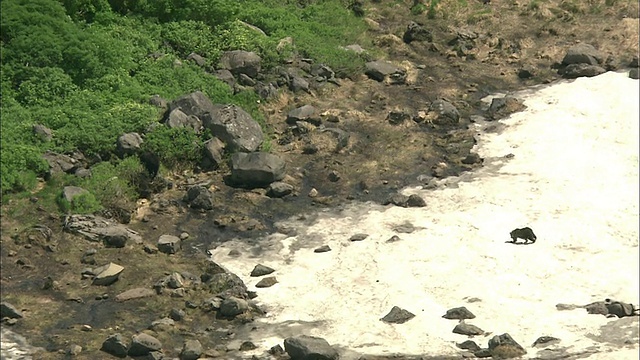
[1, 1, 638, 359]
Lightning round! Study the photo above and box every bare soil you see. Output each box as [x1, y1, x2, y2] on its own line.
[1, 1, 638, 359]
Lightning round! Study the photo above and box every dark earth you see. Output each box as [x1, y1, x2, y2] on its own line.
[1, 1, 638, 359]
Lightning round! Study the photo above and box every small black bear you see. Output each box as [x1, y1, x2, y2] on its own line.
[509, 227, 537, 244]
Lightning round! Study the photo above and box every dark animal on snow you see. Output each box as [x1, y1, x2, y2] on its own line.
[509, 227, 537, 244]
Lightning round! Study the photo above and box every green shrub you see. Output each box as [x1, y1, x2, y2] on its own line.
[58, 191, 103, 214]
[140, 127, 202, 170]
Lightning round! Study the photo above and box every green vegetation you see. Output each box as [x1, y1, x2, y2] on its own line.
[1, 0, 368, 205]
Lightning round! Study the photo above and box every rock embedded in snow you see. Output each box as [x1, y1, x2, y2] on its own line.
[283, 335, 339, 360]
[314, 245, 331, 253]
[255, 276, 278, 288]
[487, 333, 526, 358]
[532, 336, 560, 347]
[452, 322, 485, 336]
[406, 194, 426, 207]
[250, 264, 275, 277]
[442, 306, 476, 320]
[380, 306, 416, 324]
[349, 233, 369, 242]
[457, 340, 481, 352]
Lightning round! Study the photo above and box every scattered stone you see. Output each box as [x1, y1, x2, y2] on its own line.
[218, 50, 262, 78]
[314, 245, 331, 253]
[0, 302, 23, 319]
[202, 104, 264, 153]
[461, 153, 482, 165]
[328, 170, 341, 182]
[488, 333, 526, 358]
[381, 306, 415, 324]
[393, 223, 415, 234]
[61, 186, 89, 204]
[287, 105, 319, 125]
[487, 96, 526, 120]
[251, 264, 276, 277]
[584, 301, 609, 315]
[630, 68, 639, 79]
[562, 63, 606, 79]
[555, 303, 578, 311]
[308, 188, 319, 197]
[453, 322, 485, 336]
[386, 235, 401, 243]
[269, 344, 286, 355]
[604, 299, 638, 318]
[383, 193, 410, 207]
[429, 99, 460, 125]
[387, 109, 411, 125]
[63, 215, 142, 244]
[406, 194, 426, 207]
[101, 334, 128, 358]
[186, 52, 206, 67]
[284, 335, 339, 360]
[115, 288, 155, 302]
[474, 348, 492, 358]
[116, 132, 144, 156]
[67, 344, 82, 356]
[202, 137, 226, 170]
[403, 21, 433, 43]
[149, 317, 175, 332]
[239, 341, 258, 351]
[532, 336, 560, 347]
[128, 333, 162, 357]
[180, 339, 202, 360]
[92, 263, 124, 286]
[219, 297, 249, 318]
[443, 306, 476, 320]
[255, 276, 278, 288]
[184, 186, 214, 211]
[230, 152, 286, 188]
[562, 43, 604, 66]
[165, 108, 202, 133]
[42, 151, 78, 176]
[165, 308, 184, 322]
[365, 60, 407, 84]
[457, 340, 481, 352]
[33, 124, 53, 142]
[267, 181, 294, 198]
[349, 233, 369, 242]
[157, 235, 181, 254]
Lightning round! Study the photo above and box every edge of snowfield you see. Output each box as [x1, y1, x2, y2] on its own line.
[210, 70, 640, 360]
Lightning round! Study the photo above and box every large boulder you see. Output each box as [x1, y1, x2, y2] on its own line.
[63, 215, 142, 245]
[92, 262, 124, 286]
[562, 43, 604, 66]
[170, 91, 216, 119]
[42, 151, 79, 177]
[128, 333, 162, 357]
[165, 108, 203, 133]
[230, 152, 286, 188]
[201, 104, 264, 153]
[283, 335, 339, 360]
[365, 60, 407, 84]
[403, 21, 433, 43]
[429, 99, 460, 125]
[218, 50, 262, 78]
[116, 132, 144, 156]
[488, 333, 526, 358]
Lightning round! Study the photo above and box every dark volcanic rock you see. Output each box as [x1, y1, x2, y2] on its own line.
[184, 186, 214, 211]
[403, 21, 433, 43]
[0, 302, 23, 319]
[230, 152, 286, 188]
[283, 335, 339, 360]
[101, 334, 128, 358]
[429, 99, 459, 125]
[365, 60, 407, 83]
[488, 333, 526, 358]
[562, 63, 606, 79]
[453, 322, 484, 336]
[532, 336, 560, 347]
[457, 340, 481, 352]
[380, 306, 415, 324]
[255, 276, 278, 288]
[443, 306, 476, 320]
[250, 264, 276, 277]
[180, 339, 202, 360]
[314, 245, 331, 253]
[218, 50, 262, 78]
[128, 333, 162, 356]
[562, 43, 604, 66]
[219, 297, 249, 318]
[487, 96, 526, 120]
[157, 234, 181, 254]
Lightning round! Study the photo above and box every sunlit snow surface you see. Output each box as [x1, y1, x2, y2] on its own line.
[211, 71, 639, 359]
